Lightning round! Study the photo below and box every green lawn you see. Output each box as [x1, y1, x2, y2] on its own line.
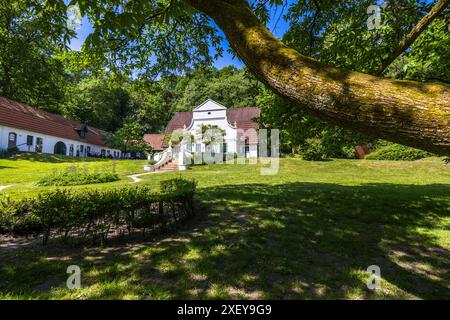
[0, 153, 148, 199]
[0, 154, 449, 299]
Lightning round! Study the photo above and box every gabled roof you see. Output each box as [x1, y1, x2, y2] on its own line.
[0, 96, 111, 147]
[143, 134, 165, 151]
[193, 99, 227, 111]
[165, 105, 260, 134]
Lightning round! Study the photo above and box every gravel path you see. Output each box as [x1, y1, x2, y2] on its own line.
[0, 185, 13, 192]
[127, 172, 155, 183]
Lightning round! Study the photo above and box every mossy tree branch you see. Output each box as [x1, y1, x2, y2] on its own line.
[186, 0, 450, 156]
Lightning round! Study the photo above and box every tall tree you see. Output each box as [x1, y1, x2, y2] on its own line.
[174, 66, 260, 111]
[0, 0, 73, 112]
[63, 76, 131, 131]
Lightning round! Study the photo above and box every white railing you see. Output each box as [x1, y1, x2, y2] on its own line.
[154, 149, 173, 170]
[144, 148, 173, 172]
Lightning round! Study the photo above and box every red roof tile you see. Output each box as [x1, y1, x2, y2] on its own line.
[164, 107, 260, 134]
[0, 96, 111, 147]
[143, 134, 165, 151]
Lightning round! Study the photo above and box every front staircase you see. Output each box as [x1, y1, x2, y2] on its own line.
[155, 159, 178, 173]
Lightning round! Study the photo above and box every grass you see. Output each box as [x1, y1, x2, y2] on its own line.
[0, 153, 147, 198]
[0, 153, 449, 299]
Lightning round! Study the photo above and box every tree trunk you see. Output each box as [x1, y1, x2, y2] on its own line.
[186, 0, 450, 156]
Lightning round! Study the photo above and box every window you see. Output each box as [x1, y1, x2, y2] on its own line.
[69, 144, 74, 156]
[79, 145, 84, 153]
[223, 143, 227, 153]
[86, 146, 91, 156]
[8, 132, 17, 149]
[35, 138, 43, 152]
[101, 149, 106, 157]
[26, 135, 34, 146]
[196, 144, 201, 153]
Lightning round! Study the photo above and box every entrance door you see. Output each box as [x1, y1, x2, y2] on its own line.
[54, 141, 67, 155]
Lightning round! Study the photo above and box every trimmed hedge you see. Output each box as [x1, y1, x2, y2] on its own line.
[365, 144, 433, 161]
[0, 178, 196, 245]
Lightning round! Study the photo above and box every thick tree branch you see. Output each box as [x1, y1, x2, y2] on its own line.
[373, 0, 450, 76]
[186, 0, 450, 156]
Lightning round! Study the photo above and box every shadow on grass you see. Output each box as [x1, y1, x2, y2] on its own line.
[5, 153, 110, 163]
[1, 182, 449, 299]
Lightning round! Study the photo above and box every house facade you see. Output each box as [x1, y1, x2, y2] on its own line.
[162, 99, 260, 158]
[0, 96, 122, 158]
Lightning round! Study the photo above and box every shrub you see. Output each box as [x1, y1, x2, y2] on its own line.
[147, 159, 157, 165]
[365, 144, 433, 161]
[0, 196, 41, 235]
[299, 138, 327, 161]
[36, 165, 119, 186]
[0, 178, 197, 245]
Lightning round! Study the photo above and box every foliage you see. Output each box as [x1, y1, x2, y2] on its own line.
[0, 196, 40, 235]
[36, 165, 119, 186]
[128, 77, 178, 133]
[385, 13, 450, 83]
[257, 87, 372, 157]
[197, 124, 225, 146]
[0, 0, 73, 112]
[173, 67, 261, 111]
[365, 143, 433, 161]
[0, 178, 196, 244]
[63, 76, 131, 131]
[299, 138, 327, 161]
[103, 118, 149, 153]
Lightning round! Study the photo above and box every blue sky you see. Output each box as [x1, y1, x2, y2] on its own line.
[68, 6, 291, 70]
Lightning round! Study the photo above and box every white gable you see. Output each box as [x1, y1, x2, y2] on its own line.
[193, 99, 227, 112]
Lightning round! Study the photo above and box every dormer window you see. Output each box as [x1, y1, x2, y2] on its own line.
[76, 124, 89, 139]
[207, 112, 211, 115]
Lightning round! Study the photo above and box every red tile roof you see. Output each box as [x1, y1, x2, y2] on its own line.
[165, 107, 260, 134]
[226, 107, 260, 131]
[0, 96, 111, 147]
[143, 134, 165, 151]
[165, 111, 193, 134]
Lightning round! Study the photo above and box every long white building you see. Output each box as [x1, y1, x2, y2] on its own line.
[0, 96, 122, 158]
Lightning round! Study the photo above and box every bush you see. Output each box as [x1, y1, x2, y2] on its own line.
[36, 165, 119, 186]
[0, 178, 197, 245]
[365, 144, 433, 161]
[299, 138, 327, 161]
[147, 159, 157, 165]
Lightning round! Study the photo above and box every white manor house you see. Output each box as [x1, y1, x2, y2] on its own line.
[144, 99, 260, 159]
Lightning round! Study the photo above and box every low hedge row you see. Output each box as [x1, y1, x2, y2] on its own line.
[0, 178, 196, 245]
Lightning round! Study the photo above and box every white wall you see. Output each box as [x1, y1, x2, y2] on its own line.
[0, 125, 121, 158]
